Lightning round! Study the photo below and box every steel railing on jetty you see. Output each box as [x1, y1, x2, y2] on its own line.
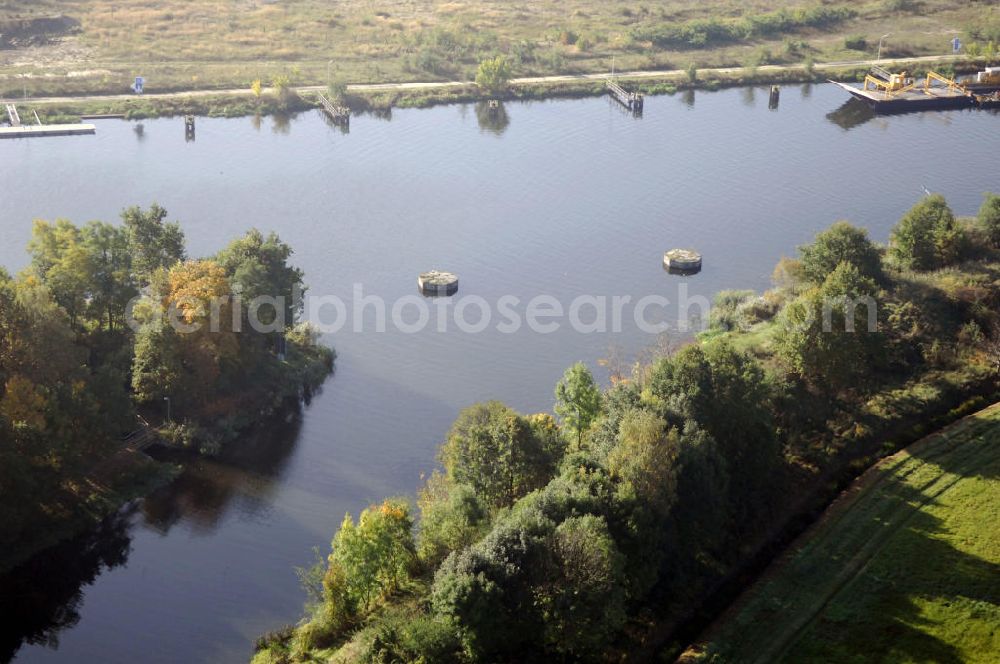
[122, 416, 162, 453]
[6, 103, 21, 127]
[317, 92, 350, 127]
[606, 79, 644, 114]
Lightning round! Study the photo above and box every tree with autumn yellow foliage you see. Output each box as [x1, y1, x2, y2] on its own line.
[129, 227, 332, 451]
[165, 259, 233, 326]
[0, 375, 47, 431]
[295, 499, 416, 647]
[133, 259, 242, 410]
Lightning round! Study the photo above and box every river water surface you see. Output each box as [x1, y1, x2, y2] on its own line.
[1, 84, 998, 663]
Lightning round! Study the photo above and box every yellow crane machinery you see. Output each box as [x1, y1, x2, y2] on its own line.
[862, 65, 914, 96]
[832, 67, 981, 111]
[923, 71, 968, 95]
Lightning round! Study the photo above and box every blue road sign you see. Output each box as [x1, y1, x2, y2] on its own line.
[952, 37, 962, 53]
[134, 76, 145, 94]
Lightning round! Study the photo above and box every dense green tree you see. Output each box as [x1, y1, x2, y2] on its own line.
[417, 472, 488, 566]
[121, 204, 186, 281]
[588, 381, 642, 461]
[431, 513, 551, 659]
[776, 262, 883, 390]
[328, 499, 416, 615]
[647, 342, 773, 447]
[131, 317, 183, 403]
[475, 55, 512, 94]
[889, 194, 964, 270]
[799, 220, 883, 283]
[554, 362, 602, 447]
[538, 515, 627, 658]
[431, 486, 627, 661]
[978, 192, 1000, 246]
[82, 221, 137, 332]
[28, 219, 92, 328]
[440, 401, 557, 511]
[671, 424, 730, 566]
[29, 218, 139, 333]
[606, 409, 679, 513]
[216, 229, 304, 331]
[647, 342, 780, 531]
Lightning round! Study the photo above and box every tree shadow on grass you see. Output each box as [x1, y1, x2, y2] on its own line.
[782, 455, 1000, 663]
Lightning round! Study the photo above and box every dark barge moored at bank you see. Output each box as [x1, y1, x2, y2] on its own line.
[830, 65, 1000, 114]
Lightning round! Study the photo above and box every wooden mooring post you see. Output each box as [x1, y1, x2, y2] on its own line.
[606, 79, 644, 114]
[317, 91, 350, 128]
[769, 85, 780, 110]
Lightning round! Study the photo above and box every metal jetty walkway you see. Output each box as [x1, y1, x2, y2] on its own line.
[606, 78, 644, 113]
[316, 91, 350, 127]
[6, 103, 21, 127]
[1, 102, 96, 138]
[122, 417, 162, 453]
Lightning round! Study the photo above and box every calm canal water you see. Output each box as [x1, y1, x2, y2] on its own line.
[1, 84, 998, 663]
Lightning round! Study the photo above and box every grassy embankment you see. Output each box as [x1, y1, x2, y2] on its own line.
[2, 0, 1000, 119]
[685, 402, 1000, 663]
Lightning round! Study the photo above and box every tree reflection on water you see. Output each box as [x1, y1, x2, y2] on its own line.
[476, 101, 510, 136]
[0, 510, 134, 661]
[0, 411, 304, 660]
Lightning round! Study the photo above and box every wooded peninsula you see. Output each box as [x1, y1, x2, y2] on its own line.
[0, 205, 334, 572]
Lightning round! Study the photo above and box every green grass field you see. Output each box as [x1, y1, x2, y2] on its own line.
[687, 403, 1000, 663]
[1, 0, 999, 97]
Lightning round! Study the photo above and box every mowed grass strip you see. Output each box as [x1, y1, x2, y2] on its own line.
[690, 403, 1000, 663]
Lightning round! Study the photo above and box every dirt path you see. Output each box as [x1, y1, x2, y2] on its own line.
[2, 54, 966, 106]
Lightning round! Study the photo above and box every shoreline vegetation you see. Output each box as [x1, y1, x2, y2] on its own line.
[0, 205, 335, 574]
[4, 0, 1000, 122]
[3, 0, 1000, 118]
[12, 55, 1000, 125]
[255, 192, 1000, 663]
